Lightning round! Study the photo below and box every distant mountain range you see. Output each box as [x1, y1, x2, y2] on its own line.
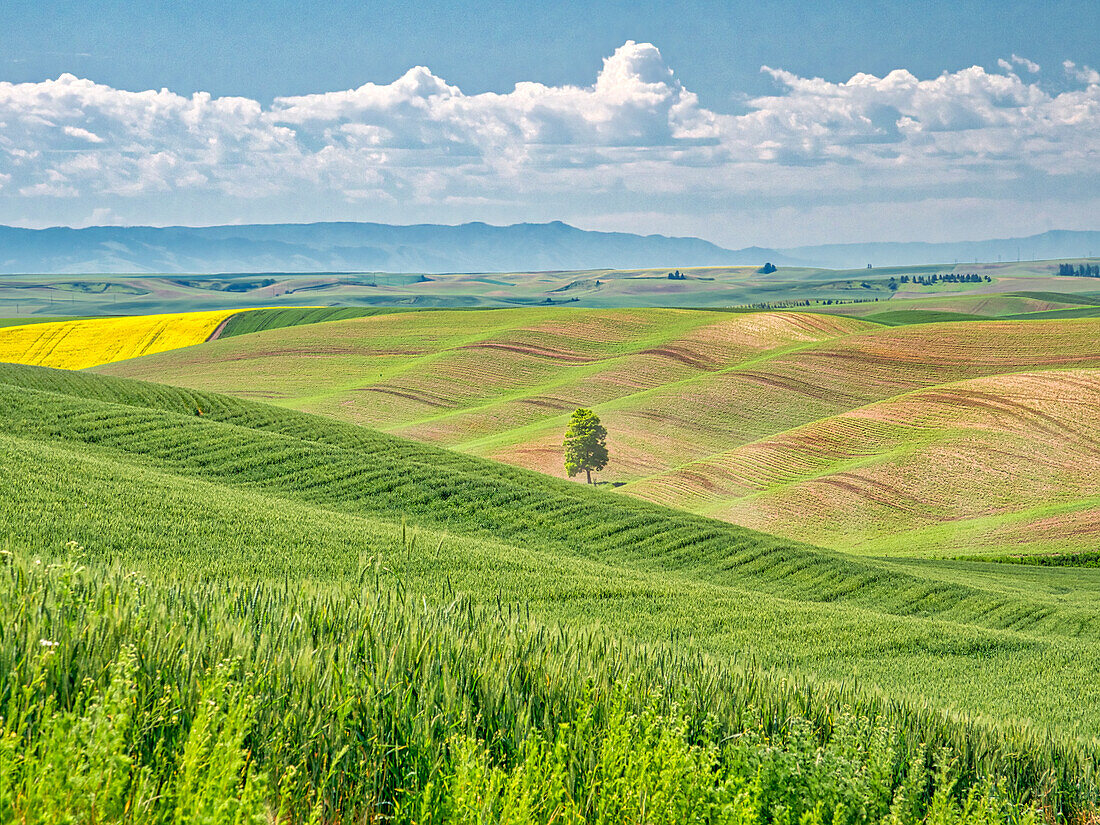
[0, 221, 1097, 274]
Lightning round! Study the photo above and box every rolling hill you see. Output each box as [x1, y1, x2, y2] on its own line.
[96, 307, 1100, 558]
[629, 369, 1100, 556]
[5, 360, 1100, 817]
[5, 361, 1100, 742]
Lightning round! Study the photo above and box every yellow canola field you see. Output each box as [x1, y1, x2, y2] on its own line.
[0, 310, 243, 370]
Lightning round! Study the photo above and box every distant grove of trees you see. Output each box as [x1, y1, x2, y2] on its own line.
[667, 270, 687, 280]
[1058, 263, 1100, 277]
[886, 273, 991, 291]
[743, 297, 881, 310]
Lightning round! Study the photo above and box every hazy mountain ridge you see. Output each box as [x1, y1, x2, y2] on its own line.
[0, 221, 764, 275]
[0, 221, 1097, 274]
[785, 230, 1100, 269]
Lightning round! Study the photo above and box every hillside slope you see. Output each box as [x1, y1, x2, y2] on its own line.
[98, 308, 1100, 556]
[4, 362, 1100, 740]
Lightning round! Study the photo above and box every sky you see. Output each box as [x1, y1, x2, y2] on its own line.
[0, 0, 1098, 247]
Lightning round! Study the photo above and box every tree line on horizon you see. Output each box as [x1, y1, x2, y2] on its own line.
[1058, 263, 1100, 278]
[887, 273, 991, 290]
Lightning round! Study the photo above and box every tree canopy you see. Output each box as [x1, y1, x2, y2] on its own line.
[563, 408, 608, 484]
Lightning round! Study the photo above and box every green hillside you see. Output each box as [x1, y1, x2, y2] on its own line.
[859, 309, 989, 325]
[5, 362, 1100, 818]
[215, 306, 410, 338]
[1008, 306, 1100, 320]
[5, 362, 1100, 732]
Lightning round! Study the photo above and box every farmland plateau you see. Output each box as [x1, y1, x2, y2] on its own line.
[3, 257, 1100, 316]
[4, 260, 1100, 822]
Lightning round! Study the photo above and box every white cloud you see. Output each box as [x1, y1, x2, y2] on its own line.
[1064, 60, 1100, 86]
[0, 42, 1098, 242]
[61, 125, 104, 143]
[1011, 54, 1041, 74]
[19, 181, 78, 197]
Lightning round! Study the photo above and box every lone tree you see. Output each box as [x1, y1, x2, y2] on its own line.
[563, 408, 608, 484]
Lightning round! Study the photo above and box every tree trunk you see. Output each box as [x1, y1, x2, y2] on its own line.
[586, 469, 592, 485]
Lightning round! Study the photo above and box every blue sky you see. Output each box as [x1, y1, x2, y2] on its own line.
[1, 0, 1098, 246]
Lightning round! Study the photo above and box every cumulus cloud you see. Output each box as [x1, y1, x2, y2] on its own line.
[0, 41, 1098, 239]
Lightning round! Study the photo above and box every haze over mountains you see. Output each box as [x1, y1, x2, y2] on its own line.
[0, 221, 1097, 274]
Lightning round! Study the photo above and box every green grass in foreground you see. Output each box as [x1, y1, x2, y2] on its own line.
[0, 552, 1053, 823]
[4, 361, 1100, 730]
[2, 363, 1100, 819]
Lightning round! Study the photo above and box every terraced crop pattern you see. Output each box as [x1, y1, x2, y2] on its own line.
[0, 309, 257, 369]
[100, 308, 1100, 557]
